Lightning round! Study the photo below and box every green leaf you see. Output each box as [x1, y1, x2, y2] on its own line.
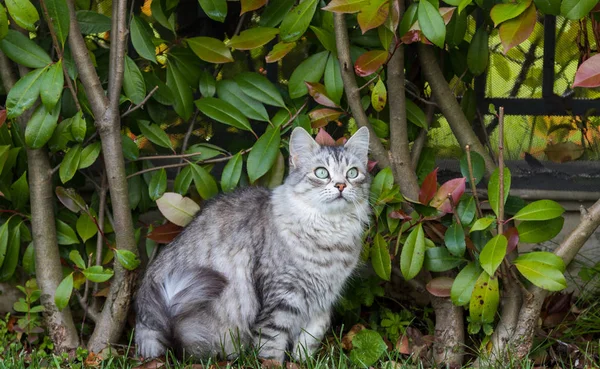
[0, 222, 8, 268]
[198, 0, 227, 22]
[399, 3, 418, 36]
[83, 266, 114, 283]
[279, 0, 318, 42]
[406, 99, 427, 129]
[55, 187, 87, 213]
[79, 142, 101, 169]
[371, 234, 391, 280]
[123, 56, 147, 105]
[56, 219, 79, 245]
[5, 67, 45, 119]
[470, 216, 495, 233]
[187, 37, 233, 63]
[512, 200, 565, 221]
[401, 223, 425, 280]
[424, 247, 463, 272]
[151, 0, 175, 31]
[221, 152, 243, 193]
[514, 251, 567, 291]
[216, 80, 269, 122]
[259, 0, 295, 27]
[59, 144, 82, 184]
[149, 168, 168, 201]
[444, 223, 466, 257]
[490, 0, 532, 26]
[195, 97, 253, 132]
[417, 0, 446, 48]
[517, 216, 564, 243]
[451, 262, 481, 306]
[199, 70, 216, 97]
[311, 26, 336, 53]
[40, 61, 64, 111]
[534, 0, 561, 15]
[190, 163, 219, 199]
[5, 0, 39, 32]
[22, 243, 35, 275]
[76, 211, 97, 243]
[0, 4, 8, 40]
[561, 0, 599, 20]
[349, 329, 387, 367]
[457, 195, 476, 224]
[234, 72, 286, 108]
[131, 16, 157, 63]
[166, 62, 193, 120]
[288, 50, 329, 99]
[75, 10, 112, 34]
[0, 30, 51, 68]
[44, 0, 70, 45]
[54, 273, 73, 311]
[469, 271, 499, 324]
[10, 171, 29, 210]
[145, 73, 174, 105]
[229, 27, 279, 50]
[25, 103, 60, 149]
[139, 120, 173, 149]
[0, 224, 18, 281]
[174, 166, 193, 195]
[247, 127, 281, 183]
[446, 7, 467, 48]
[460, 151, 485, 185]
[324, 53, 343, 104]
[121, 134, 139, 160]
[479, 234, 507, 276]
[370, 167, 394, 201]
[69, 250, 86, 269]
[467, 27, 489, 76]
[115, 249, 141, 271]
[49, 117, 74, 152]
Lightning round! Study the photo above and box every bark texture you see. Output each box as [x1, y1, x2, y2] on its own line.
[0, 51, 80, 353]
[417, 44, 496, 174]
[67, 0, 138, 352]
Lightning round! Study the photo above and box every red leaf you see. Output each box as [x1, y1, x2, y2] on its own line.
[430, 177, 466, 213]
[354, 50, 388, 77]
[400, 30, 431, 45]
[0, 110, 6, 127]
[305, 82, 339, 108]
[367, 160, 378, 172]
[335, 137, 348, 145]
[418, 168, 438, 204]
[499, 3, 537, 54]
[504, 227, 519, 254]
[573, 53, 600, 88]
[315, 128, 336, 146]
[309, 108, 343, 129]
[388, 210, 412, 220]
[147, 222, 183, 244]
[240, 0, 267, 15]
[426, 277, 454, 297]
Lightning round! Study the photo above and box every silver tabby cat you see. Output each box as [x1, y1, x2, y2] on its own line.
[135, 127, 371, 362]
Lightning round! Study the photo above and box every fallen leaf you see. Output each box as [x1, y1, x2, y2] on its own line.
[544, 142, 584, 163]
[342, 323, 366, 350]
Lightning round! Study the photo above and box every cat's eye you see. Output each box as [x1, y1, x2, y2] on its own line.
[314, 167, 329, 179]
[346, 168, 359, 179]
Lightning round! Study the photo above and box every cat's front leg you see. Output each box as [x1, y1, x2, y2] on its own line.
[252, 300, 306, 362]
[292, 309, 331, 360]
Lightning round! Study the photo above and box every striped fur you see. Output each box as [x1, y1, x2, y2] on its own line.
[135, 127, 371, 361]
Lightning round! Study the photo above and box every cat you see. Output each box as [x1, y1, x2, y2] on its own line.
[134, 126, 372, 362]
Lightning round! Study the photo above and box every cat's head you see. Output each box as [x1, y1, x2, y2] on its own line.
[284, 127, 371, 214]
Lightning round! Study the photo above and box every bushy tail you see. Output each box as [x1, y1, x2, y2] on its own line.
[135, 267, 228, 357]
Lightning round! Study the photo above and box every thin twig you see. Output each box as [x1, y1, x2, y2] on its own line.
[498, 107, 505, 235]
[281, 99, 309, 130]
[176, 110, 199, 175]
[39, 0, 82, 112]
[133, 152, 204, 161]
[465, 145, 483, 218]
[91, 172, 108, 312]
[121, 86, 159, 118]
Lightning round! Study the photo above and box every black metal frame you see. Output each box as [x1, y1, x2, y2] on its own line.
[475, 15, 600, 117]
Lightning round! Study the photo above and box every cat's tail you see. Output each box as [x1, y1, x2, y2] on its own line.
[135, 267, 228, 357]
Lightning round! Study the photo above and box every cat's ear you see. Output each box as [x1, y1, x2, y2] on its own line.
[289, 127, 319, 168]
[344, 126, 370, 165]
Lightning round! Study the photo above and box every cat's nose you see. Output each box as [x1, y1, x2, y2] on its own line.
[334, 183, 346, 192]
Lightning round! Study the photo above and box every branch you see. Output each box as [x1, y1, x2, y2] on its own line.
[121, 86, 159, 118]
[66, 0, 108, 117]
[107, 0, 128, 112]
[333, 13, 391, 169]
[387, 13, 419, 200]
[410, 102, 435, 167]
[417, 44, 496, 175]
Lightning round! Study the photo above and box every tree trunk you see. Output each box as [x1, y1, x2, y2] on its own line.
[0, 51, 80, 353]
